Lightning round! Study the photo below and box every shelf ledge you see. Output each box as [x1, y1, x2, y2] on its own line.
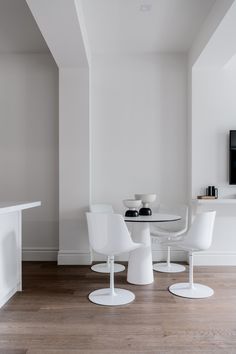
[193, 199, 236, 204]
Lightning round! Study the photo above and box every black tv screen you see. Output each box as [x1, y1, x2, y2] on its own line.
[229, 130, 236, 184]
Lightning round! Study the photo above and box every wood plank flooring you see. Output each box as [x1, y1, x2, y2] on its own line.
[0, 262, 236, 354]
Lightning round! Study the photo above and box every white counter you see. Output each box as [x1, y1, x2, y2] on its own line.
[0, 201, 41, 214]
[0, 201, 41, 307]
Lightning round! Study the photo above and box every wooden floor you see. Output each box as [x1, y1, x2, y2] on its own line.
[0, 262, 236, 354]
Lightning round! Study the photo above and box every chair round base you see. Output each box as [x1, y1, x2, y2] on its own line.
[169, 282, 214, 298]
[89, 288, 135, 306]
[91, 263, 125, 273]
[153, 262, 186, 273]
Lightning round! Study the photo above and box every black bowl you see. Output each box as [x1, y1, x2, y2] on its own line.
[139, 207, 152, 216]
[125, 210, 139, 217]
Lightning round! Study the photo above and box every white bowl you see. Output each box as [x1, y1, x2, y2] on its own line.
[135, 194, 156, 204]
[123, 199, 142, 209]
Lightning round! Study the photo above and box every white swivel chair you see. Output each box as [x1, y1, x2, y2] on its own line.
[169, 210, 216, 299]
[90, 204, 125, 273]
[86, 212, 142, 306]
[151, 204, 188, 273]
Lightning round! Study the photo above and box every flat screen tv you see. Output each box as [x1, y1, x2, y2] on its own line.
[229, 130, 236, 184]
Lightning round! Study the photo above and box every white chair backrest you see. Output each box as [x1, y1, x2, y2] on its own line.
[86, 212, 137, 256]
[184, 211, 216, 250]
[90, 204, 114, 213]
[157, 204, 189, 232]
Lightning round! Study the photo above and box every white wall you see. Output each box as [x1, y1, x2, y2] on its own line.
[56, 52, 187, 264]
[58, 67, 90, 265]
[91, 54, 187, 211]
[91, 53, 187, 260]
[0, 54, 59, 260]
[192, 68, 236, 198]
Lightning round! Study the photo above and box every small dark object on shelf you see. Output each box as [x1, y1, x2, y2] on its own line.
[197, 196, 217, 200]
[206, 186, 218, 198]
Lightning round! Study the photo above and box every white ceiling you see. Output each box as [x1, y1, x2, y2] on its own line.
[81, 0, 216, 54]
[0, 0, 48, 53]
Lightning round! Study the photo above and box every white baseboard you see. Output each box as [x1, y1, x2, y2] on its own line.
[194, 253, 236, 266]
[23, 248, 91, 264]
[22, 247, 58, 261]
[93, 251, 236, 265]
[0, 286, 18, 308]
[22, 248, 236, 266]
[93, 250, 187, 262]
[152, 249, 187, 262]
[57, 250, 91, 265]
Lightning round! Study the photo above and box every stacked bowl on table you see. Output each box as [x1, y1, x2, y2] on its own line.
[123, 194, 156, 217]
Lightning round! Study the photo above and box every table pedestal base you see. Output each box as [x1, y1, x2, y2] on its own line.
[127, 223, 154, 285]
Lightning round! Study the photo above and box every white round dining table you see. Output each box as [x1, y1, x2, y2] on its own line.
[124, 213, 181, 285]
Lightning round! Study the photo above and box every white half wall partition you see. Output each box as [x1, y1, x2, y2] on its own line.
[192, 65, 236, 265]
[190, 0, 236, 265]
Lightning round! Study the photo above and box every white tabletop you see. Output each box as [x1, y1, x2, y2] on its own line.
[124, 212, 181, 223]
